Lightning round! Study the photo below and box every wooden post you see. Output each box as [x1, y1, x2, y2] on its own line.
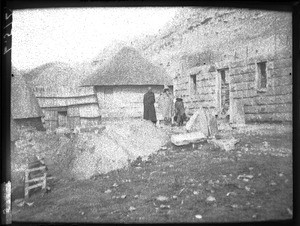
[24, 170, 29, 199]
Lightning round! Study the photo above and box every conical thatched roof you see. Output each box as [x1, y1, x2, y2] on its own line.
[11, 67, 43, 119]
[24, 62, 99, 91]
[10, 117, 19, 141]
[81, 47, 172, 87]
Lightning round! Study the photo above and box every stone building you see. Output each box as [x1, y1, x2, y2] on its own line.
[173, 10, 292, 123]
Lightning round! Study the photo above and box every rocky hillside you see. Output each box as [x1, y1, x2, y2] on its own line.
[132, 7, 292, 78]
[22, 7, 291, 89]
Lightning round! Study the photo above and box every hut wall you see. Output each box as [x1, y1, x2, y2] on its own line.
[35, 87, 101, 129]
[14, 117, 45, 131]
[95, 85, 165, 118]
[175, 12, 292, 123]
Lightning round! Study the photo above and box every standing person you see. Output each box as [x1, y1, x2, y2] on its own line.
[174, 97, 186, 126]
[157, 85, 174, 125]
[143, 87, 157, 124]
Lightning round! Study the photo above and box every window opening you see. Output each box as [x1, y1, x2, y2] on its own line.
[190, 74, 197, 95]
[257, 62, 267, 89]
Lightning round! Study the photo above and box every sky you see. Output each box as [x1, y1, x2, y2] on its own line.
[12, 7, 178, 71]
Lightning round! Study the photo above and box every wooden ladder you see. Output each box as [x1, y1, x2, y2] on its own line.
[24, 160, 47, 199]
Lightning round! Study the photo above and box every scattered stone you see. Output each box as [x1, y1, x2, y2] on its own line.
[16, 200, 25, 207]
[81, 211, 85, 215]
[104, 189, 112, 194]
[270, 181, 276, 186]
[129, 206, 136, 211]
[193, 191, 199, 195]
[252, 214, 257, 218]
[161, 146, 167, 150]
[208, 138, 239, 151]
[156, 195, 169, 202]
[245, 186, 251, 191]
[160, 204, 170, 209]
[279, 173, 284, 177]
[237, 174, 254, 180]
[195, 214, 203, 219]
[285, 179, 289, 183]
[231, 204, 238, 208]
[249, 167, 254, 171]
[287, 208, 293, 216]
[121, 195, 127, 199]
[112, 183, 118, 187]
[206, 195, 216, 202]
[172, 195, 178, 199]
[171, 131, 207, 146]
[26, 202, 34, 207]
[134, 195, 139, 199]
[243, 178, 249, 182]
[226, 192, 237, 196]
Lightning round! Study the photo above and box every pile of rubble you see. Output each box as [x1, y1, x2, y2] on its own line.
[71, 119, 169, 180]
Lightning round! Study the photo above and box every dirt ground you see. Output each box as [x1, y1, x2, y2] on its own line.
[11, 123, 293, 223]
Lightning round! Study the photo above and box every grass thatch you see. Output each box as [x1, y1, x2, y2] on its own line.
[81, 47, 172, 87]
[11, 67, 43, 119]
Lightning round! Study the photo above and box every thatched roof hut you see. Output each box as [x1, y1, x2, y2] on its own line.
[11, 66, 44, 130]
[81, 47, 173, 119]
[11, 67, 43, 119]
[23, 63, 101, 130]
[81, 47, 172, 87]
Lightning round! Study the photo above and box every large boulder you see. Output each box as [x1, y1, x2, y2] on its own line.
[185, 107, 209, 136]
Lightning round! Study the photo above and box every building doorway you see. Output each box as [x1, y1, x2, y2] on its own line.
[217, 68, 230, 121]
[58, 111, 68, 127]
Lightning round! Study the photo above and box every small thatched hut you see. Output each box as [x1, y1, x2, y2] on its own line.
[81, 47, 173, 119]
[11, 67, 44, 130]
[24, 62, 101, 130]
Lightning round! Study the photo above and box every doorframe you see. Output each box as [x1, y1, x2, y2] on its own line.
[216, 67, 230, 116]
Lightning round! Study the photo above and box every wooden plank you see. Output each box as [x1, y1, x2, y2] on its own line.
[26, 165, 46, 173]
[26, 176, 45, 183]
[79, 104, 101, 118]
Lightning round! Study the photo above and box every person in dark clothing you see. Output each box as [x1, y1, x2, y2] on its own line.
[143, 87, 157, 124]
[174, 97, 186, 126]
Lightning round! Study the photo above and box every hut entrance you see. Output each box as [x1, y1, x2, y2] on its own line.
[58, 111, 68, 127]
[217, 69, 230, 121]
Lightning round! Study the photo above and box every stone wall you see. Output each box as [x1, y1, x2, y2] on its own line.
[173, 10, 292, 122]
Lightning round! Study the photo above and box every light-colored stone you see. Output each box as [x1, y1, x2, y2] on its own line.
[230, 99, 245, 125]
[208, 138, 239, 151]
[171, 131, 207, 146]
[185, 107, 209, 136]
